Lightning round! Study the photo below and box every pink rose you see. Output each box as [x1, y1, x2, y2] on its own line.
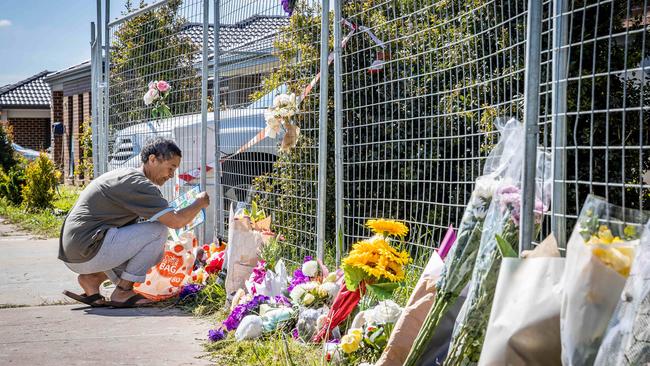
[157, 80, 170, 92]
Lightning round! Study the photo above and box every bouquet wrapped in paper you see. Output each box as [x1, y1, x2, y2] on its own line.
[595, 219, 650, 365]
[405, 118, 525, 366]
[444, 139, 551, 365]
[224, 202, 273, 298]
[561, 195, 648, 366]
[479, 235, 564, 366]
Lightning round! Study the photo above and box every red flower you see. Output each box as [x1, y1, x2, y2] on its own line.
[205, 251, 225, 274]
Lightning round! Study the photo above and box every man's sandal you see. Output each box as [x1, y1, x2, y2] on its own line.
[62, 290, 107, 307]
[106, 293, 153, 308]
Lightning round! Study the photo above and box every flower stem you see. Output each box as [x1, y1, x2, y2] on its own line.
[404, 294, 456, 366]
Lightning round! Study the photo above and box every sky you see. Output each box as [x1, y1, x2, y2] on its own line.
[0, 0, 310, 87]
[0, 0, 140, 86]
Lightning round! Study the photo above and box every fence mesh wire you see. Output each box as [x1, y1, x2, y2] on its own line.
[106, 0, 206, 204]
[339, 0, 528, 261]
[216, 0, 323, 259]
[548, 0, 650, 244]
[98, 0, 650, 263]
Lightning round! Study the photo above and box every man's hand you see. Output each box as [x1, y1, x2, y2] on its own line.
[195, 191, 210, 209]
[159, 191, 210, 229]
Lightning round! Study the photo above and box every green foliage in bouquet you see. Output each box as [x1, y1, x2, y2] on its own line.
[242, 200, 266, 223]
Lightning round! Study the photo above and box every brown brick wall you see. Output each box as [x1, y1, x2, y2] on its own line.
[61, 92, 93, 186]
[51, 91, 64, 170]
[6, 117, 50, 151]
[63, 95, 73, 184]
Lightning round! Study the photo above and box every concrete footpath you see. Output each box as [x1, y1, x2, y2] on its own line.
[0, 222, 212, 365]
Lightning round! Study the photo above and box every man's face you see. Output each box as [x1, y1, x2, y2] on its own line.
[147, 154, 181, 186]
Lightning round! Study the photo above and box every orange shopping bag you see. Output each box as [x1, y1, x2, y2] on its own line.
[134, 230, 198, 301]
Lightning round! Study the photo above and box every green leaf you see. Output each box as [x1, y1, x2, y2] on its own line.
[366, 282, 400, 300]
[342, 265, 367, 291]
[495, 234, 518, 258]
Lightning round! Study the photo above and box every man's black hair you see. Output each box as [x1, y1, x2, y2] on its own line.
[140, 136, 182, 164]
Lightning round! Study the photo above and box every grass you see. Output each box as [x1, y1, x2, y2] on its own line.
[204, 333, 323, 366]
[0, 185, 80, 238]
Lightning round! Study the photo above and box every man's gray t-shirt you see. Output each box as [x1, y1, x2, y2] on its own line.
[59, 167, 172, 263]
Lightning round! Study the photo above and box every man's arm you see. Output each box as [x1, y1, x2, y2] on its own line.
[157, 192, 210, 229]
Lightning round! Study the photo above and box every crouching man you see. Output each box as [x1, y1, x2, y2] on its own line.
[60, 137, 210, 308]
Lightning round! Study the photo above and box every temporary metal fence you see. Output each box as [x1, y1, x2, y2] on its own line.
[99, 0, 211, 242]
[213, 0, 327, 261]
[93, 0, 649, 264]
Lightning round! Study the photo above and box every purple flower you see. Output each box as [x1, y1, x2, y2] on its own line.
[273, 295, 293, 307]
[303, 255, 313, 263]
[208, 328, 226, 342]
[223, 304, 247, 331]
[292, 328, 299, 339]
[179, 284, 204, 300]
[496, 185, 522, 226]
[250, 261, 267, 284]
[497, 185, 520, 196]
[327, 338, 340, 344]
[247, 295, 271, 312]
[223, 294, 272, 331]
[287, 269, 310, 292]
[280, 0, 294, 16]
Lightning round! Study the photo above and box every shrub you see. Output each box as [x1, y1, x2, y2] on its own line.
[0, 123, 17, 172]
[0, 165, 26, 205]
[22, 153, 61, 211]
[74, 117, 94, 182]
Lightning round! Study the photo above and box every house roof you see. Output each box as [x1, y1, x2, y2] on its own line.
[181, 15, 289, 54]
[0, 71, 52, 108]
[44, 15, 289, 91]
[44, 60, 91, 84]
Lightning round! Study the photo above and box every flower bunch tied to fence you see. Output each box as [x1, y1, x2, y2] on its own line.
[264, 92, 300, 152]
[143, 80, 172, 120]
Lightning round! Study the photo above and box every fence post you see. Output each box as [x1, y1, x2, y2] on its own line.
[199, 0, 209, 244]
[333, 0, 344, 266]
[212, 0, 224, 239]
[551, 0, 568, 246]
[90, 21, 99, 179]
[102, 0, 111, 176]
[316, 0, 331, 261]
[520, 0, 543, 253]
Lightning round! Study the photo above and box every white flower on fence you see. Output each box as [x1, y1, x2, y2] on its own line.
[264, 92, 300, 152]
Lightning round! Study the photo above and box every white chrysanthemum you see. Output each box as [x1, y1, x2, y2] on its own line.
[473, 176, 499, 199]
[302, 260, 319, 277]
[365, 300, 402, 324]
[319, 282, 340, 299]
[290, 285, 306, 303]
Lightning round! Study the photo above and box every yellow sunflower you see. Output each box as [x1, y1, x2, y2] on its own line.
[366, 219, 409, 238]
[343, 235, 412, 282]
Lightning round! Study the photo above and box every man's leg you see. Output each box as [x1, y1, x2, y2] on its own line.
[107, 224, 168, 304]
[66, 222, 169, 305]
[77, 272, 108, 296]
